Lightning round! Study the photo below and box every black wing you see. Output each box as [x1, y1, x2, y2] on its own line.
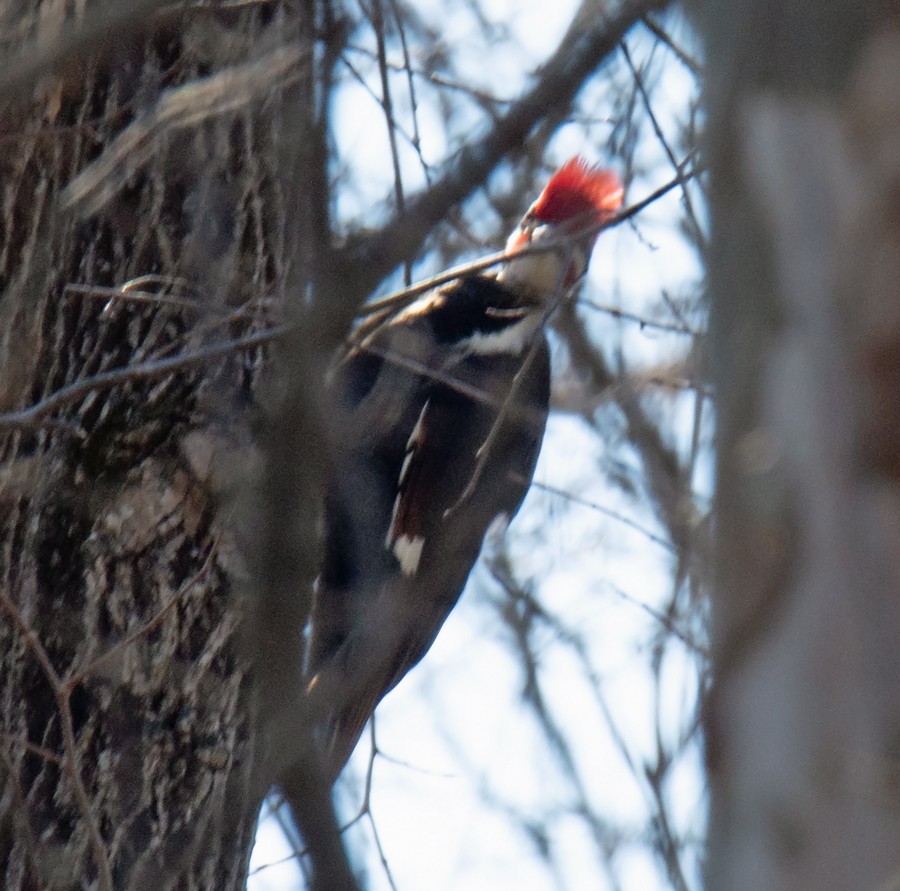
[309, 325, 429, 674]
[307, 276, 550, 779]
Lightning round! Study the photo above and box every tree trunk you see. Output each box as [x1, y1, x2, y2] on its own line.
[702, 1, 900, 888]
[0, 5, 301, 887]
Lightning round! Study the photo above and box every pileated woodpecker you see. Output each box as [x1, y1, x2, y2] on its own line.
[307, 158, 623, 780]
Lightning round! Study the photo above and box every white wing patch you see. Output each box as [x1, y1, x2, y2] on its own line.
[386, 400, 430, 576]
[393, 534, 425, 576]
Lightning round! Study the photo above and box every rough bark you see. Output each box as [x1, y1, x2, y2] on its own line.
[0, 5, 298, 888]
[702, 1, 900, 888]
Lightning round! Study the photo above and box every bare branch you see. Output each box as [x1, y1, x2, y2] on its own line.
[62, 45, 304, 217]
[525, 477, 675, 552]
[620, 41, 706, 252]
[578, 297, 698, 335]
[556, 303, 697, 560]
[641, 14, 702, 77]
[340, 0, 674, 298]
[357, 161, 698, 320]
[0, 326, 285, 433]
[0, 589, 114, 891]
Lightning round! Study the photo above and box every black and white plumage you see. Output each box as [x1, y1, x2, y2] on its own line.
[307, 159, 624, 780]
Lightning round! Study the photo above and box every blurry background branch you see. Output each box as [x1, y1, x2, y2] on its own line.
[340, 0, 674, 299]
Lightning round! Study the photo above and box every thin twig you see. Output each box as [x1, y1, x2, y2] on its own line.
[340, 0, 675, 298]
[344, 42, 513, 107]
[386, 0, 433, 181]
[71, 542, 219, 686]
[357, 161, 697, 320]
[641, 14, 702, 76]
[359, 342, 548, 428]
[370, 0, 406, 219]
[620, 41, 706, 252]
[0, 326, 285, 433]
[524, 477, 674, 552]
[0, 733, 65, 766]
[64, 282, 203, 313]
[366, 807, 399, 891]
[0, 589, 115, 891]
[341, 56, 424, 160]
[578, 297, 696, 335]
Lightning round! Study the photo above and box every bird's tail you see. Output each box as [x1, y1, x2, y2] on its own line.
[306, 575, 460, 783]
[306, 662, 383, 783]
[305, 585, 430, 782]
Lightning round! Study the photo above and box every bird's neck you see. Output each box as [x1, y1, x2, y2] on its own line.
[496, 249, 566, 301]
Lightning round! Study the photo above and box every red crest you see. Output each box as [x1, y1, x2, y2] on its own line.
[531, 157, 624, 225]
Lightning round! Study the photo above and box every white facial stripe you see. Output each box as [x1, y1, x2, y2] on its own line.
[393, 534, 425, 576]
[459, 314, 540, 355]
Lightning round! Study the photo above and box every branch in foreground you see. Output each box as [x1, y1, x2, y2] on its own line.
[340, 0, 674, 298]
[61, 45, 303, 218]
[0, 326, 285, 433]
[357, 160, 697, 320]
[0, 162, 696, 437]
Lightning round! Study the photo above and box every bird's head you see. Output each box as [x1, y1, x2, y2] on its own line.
[497, 157, 623, 298]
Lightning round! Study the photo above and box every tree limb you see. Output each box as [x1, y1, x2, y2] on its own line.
[338, 0, 674, 299]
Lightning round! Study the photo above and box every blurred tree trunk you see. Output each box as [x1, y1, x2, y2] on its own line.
[0, 5, 307, 888]
[702, 1, 900, 888]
